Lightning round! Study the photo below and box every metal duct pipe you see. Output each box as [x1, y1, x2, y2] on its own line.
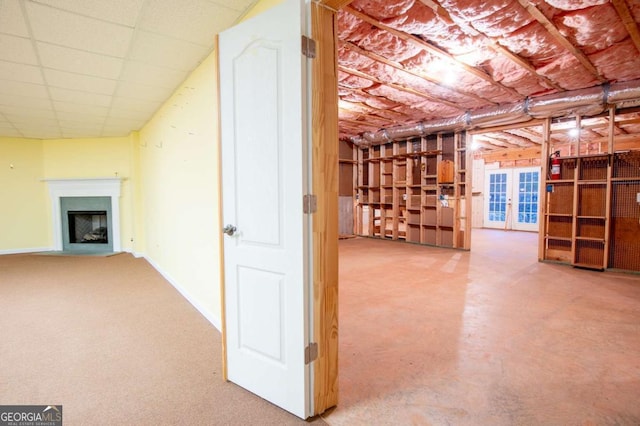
[527, 86, 605, 118]
[608, 79, 640, 103]
[467, 102, 531, 128]
[348, 78, 640, 146]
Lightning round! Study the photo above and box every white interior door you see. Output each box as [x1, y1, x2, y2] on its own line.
[219, 0, 311, 419]
[484, 169, 510, 229]
[512, 167, 540, 232]
[484, 167, 540, 231]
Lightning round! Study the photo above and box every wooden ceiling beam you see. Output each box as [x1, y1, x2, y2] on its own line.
[468, 119, 544, 134]
[339, 65, 465, 110]
[341, 41, 496, 106]
[418, 0, 563, 92]
[339, 87, 410, 121]
[611, 0, 640, 55]
[517, 0, 605, 83]
[319, 0, 354, 11]
[474, 135, 528, 148]
[502, 130, 541, 145]
[480, 146, 542, 162]
[344, 6, 523, 99]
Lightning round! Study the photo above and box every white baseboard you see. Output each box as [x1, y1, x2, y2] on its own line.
[0, 247, 52, 255]
[142, 255, 221, 331]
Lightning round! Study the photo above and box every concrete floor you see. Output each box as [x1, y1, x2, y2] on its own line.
[324, 229, 640, 425]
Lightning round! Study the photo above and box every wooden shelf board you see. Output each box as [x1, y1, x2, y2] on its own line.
[545, 236, 572, 241]
[577, 216, 606, 220]
[577, 180, 606, 185]
[575, 237, 605, 242]
[546, 179, 574, 183]
[572, 262, 604, 270]
[611, 177, 640, 181]
[546, 213, 573, 217]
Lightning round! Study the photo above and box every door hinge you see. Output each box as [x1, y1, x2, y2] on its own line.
[303, 194, 317, 214]
[301, 35, 316, 59]
[305, 342, 318, 364]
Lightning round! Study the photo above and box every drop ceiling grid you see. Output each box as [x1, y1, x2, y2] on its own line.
[0, 0, 257, 139]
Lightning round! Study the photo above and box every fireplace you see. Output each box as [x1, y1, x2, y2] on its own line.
[45, 178, 122, 253]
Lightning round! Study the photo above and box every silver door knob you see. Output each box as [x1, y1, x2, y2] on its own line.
[223, 224, 237, 236]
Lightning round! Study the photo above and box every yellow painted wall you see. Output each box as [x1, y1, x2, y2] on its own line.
[138, 51, 221, 326]
[41, 136, 137, 252]
[0, 137, 48, 252]
[136, 0, 286, 328]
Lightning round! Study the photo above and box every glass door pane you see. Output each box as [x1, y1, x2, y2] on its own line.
[484, 171, 509, 228]
[514, 168, 540, 231]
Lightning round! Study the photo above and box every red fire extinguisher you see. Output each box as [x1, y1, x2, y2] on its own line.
[550, 151, 561, 180]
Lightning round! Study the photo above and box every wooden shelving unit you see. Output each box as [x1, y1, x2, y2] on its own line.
[541, 108, 640, 272]
[356, 131, 471, 250]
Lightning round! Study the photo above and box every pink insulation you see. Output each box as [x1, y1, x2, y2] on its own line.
[537, 54, 599, 90]
[590, 40, 640, 82]
[544, 0, 608, 10]
[357, 29, 422, 62]
[336, 0, 640, 139]
[349, 0, 415, 20]
[557, 3, 628, 54]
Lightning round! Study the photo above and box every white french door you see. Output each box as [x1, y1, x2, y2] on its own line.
[484, 167, 540, 231]
[219, 0, 312, 419]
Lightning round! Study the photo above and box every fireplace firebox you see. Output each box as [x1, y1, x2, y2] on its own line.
[67, 211, 108, 244]
[60, 196, 113, 253]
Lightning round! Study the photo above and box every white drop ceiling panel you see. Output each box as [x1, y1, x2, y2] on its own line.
[0, 106, 56, 120]
[0, 61, 44, 85]
[32, 0, 146, 27]
[115, 81, 171, 103]
[37, 43, 125, 79]
[58, 119, 104, 129]
[128, 31, 210, 70]
[25, 2, 134, 57]
[0, 0, 30, 37]
[0, 34, 39, 65]
[138, 0, 239, 45]
[53, 102, 110, 116]
[6, 116, 58, 126]
[110, 97, 162, 113]
[0, 94, 52, 110]
[44, 69, 117, 95]
[0, 0, 258, 139]
[0, 81, 48, 99]
[49, 87, 112, 107]
[119, 61, 188, 89]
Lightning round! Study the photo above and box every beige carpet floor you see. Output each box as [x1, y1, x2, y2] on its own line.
[0, 253, 326, 425]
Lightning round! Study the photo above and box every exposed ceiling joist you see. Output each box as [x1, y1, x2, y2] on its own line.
[611, 0, 640, 55]
[338, 65, 465, 110]
[340, 41, 495, 106]
[418, 0, 563, 92]
[516, 0, 605, 83]
[343, 5, 523, 99]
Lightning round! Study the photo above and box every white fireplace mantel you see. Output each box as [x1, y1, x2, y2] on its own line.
[44, 178, 123, 252]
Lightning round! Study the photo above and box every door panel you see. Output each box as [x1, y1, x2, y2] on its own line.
[513, 168, 540, 231]
[485, 171, 509, 228]
[484, 167, 540, 231]
[219, 0, 311, 418]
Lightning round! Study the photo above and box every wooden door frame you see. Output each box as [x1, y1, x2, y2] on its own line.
[310, 1, 339, 414]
